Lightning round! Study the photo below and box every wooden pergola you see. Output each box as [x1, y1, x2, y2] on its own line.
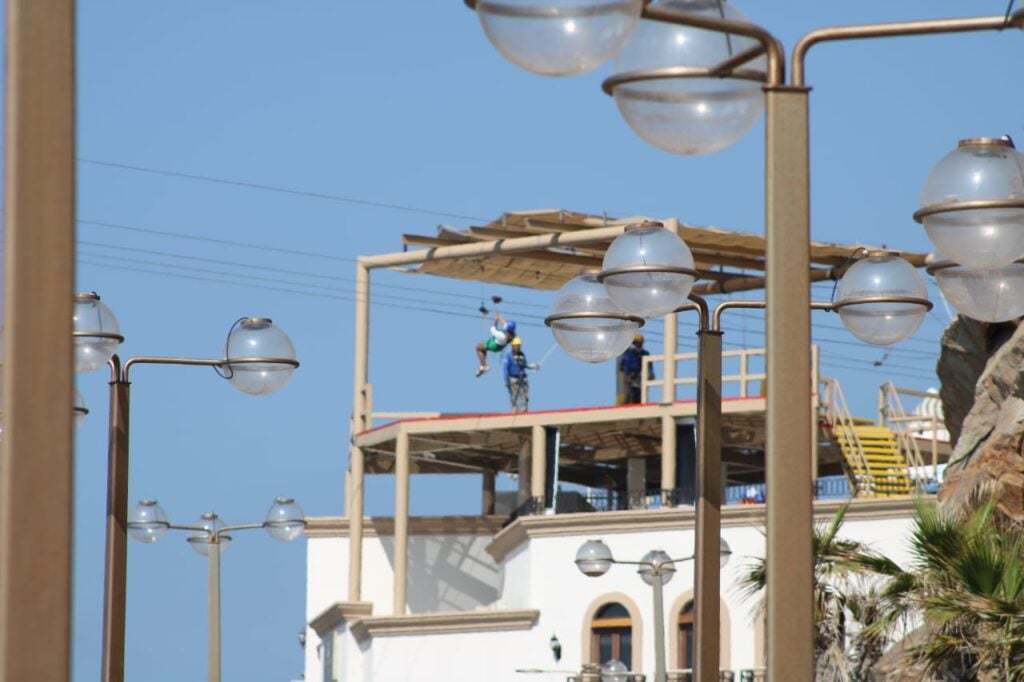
[346, 208, 930, 613]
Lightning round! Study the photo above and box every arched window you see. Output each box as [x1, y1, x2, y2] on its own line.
[677, 600, 695, 670]
[591, 602, 633, 671]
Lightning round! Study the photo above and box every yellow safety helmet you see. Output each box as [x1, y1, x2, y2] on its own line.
[511, 337, 523, 346]
[634, 333, 644, 344]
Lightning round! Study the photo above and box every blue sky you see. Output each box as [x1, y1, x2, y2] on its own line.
[7, 1, 1019, 680]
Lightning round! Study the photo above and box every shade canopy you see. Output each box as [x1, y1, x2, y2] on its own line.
[398, 210, 928, 293]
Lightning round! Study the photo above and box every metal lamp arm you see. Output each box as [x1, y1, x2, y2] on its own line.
[216, 522, 265, 535]
[122, 355, 300, 383]
[792, 10, 1024, 87]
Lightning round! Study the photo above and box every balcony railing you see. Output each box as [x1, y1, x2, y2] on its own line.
[564, 670, 762, 682]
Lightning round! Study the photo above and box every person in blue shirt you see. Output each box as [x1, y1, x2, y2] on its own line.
[617, 334, 654, 404]
[503, 336, 538, 412]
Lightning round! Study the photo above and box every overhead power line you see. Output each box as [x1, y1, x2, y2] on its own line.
[78, 158, 490, 222]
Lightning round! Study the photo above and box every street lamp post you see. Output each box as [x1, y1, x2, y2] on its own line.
[127, 497, 306, 682]
[466, 4, 1024, 679]
[73, 297, 302, 682]
[575, 537, 732, 682]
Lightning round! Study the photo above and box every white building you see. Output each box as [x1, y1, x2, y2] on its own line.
[302, 212, 947, 681]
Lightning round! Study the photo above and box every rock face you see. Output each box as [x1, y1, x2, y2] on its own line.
[937, 317, 1024, 520]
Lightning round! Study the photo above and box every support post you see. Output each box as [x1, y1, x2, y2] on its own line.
[393, 429, 410, 615]
[481, 470, 496, 515]
[101, 366, 131, 682]
[531, 425, 546, 510]
[0, 1, 76, 680]
[694, 330, 723, 682]
[517, 438, 531, 507]
[348, 261, 370, 602]
[652, 573, 667, 682]
[661, 311, 678, 404]
[764, 85, 814, 680]
[208, 541, 221, 682]
[660, 415, 677, 504]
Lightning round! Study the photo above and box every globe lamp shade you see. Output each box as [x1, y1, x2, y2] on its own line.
[187, 512, 230, 556]
[223, 318, 298, 396]
[127, 499, 169, 544]
[575, 538, 614, 577]
[600, 659, 629, 682]
[265, 497, 306, 542]
[834, 253, 930, 346]
[599, 222, 697, 317]
[73, 293, 123, 373]
[605, 0, 765, 155]
[916, 137, 1024, 269]
[546, 274, 642, 363]
[637, 548, 676, 585]
[931, 260, 1024, 323]
[719, 536, 732, 568]
[475, 0, 643, 77]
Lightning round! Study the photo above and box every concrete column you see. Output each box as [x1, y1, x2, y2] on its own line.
[517, 438, 531, 507]
[660, 415, 676, 503]
[531, 425, 547, 509]
[661, 311, 678, 404]
[392, 429, 410, 615]
[627, 458, 646, 509]
[0, 1, 76, 679]
[348, 262, 370, 602]
[481, 470, 496, 515]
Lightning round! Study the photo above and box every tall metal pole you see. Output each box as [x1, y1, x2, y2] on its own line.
[392, 429, 411, 615]
[694, 324, 723, 682]
[208, 541, 222, 682]
[764, 85, 814, 679]
[652, 573, 666, 682]
[101, 360, 131, 682]
[0, 0, 76, 680]
[348, 261, 370, 602]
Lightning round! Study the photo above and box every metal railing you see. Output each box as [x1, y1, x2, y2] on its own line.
[564, 671, 755, 681]
[877, 381, 944, 479]
[819, 377, 874, 496]
[641, 345, 819, 405]
[724, 475, 851, 505]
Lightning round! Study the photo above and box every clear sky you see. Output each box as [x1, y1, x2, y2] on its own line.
[4, 0, 1020, 680]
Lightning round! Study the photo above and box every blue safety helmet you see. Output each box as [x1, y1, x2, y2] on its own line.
[505, 320, 517, 333]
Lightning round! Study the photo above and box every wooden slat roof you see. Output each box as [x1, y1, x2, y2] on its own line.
[399, 209, 929, 293]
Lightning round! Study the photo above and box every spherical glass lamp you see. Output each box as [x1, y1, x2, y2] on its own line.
[187, 512, 231, 556]
[604, 0, 766, 155]
[600, 659, 629, 682]
[474, 0, 643, 77]
[575, 538, 614, 577]
[222, 318, 299, 396]
[73, 388, 89, 431]
[637, 548, 676, 585]
[719, 536, 732, 568]
[127, 499, 169, 544]
[930, 260, 1024, 323]
[834, 252, 931, 346]
[915, 137, 1024, 269]
[599, 221, 698, 317]
[265, 497, 306, 542]
[73, 293, 124, 373]
[546, 274, 642, 363]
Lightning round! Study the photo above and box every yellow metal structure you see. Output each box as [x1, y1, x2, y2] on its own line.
[820, 378, 914, 497]
[831, 423, 913, 497]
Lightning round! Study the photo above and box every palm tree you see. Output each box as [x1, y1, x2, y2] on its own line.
[855, 497, 1024, 681]
[739, 505, 873, 681]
